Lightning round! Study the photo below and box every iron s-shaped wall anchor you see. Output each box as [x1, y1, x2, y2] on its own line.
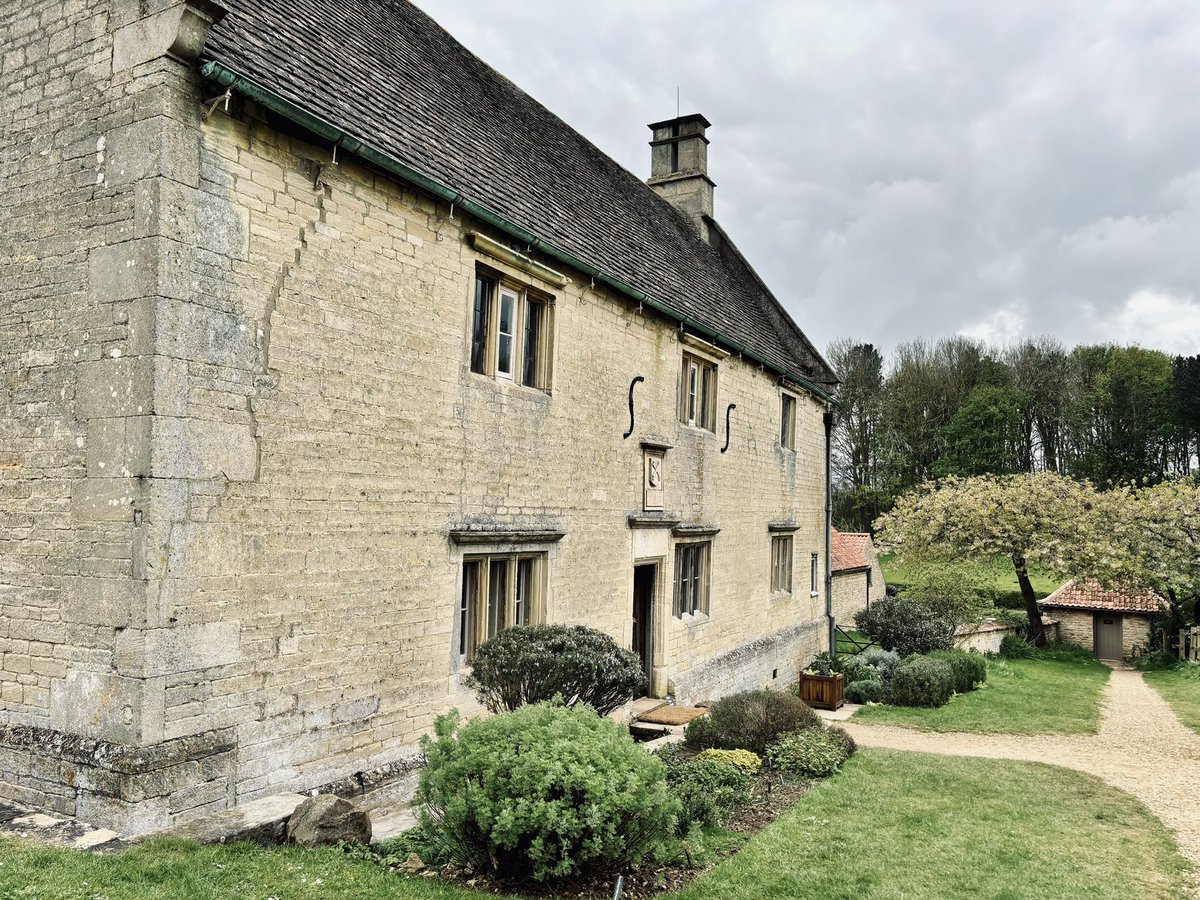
[624, 375, 645, 439]
[721, 403, 737, 453]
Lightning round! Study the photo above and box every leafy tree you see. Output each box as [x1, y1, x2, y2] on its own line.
[934, 385, 1027, 477]
[1006, 337, 1074, 472]
[875, 473, 1106, 646]
[828, 339, 887, 531]
[1066, 346, 1174, 485]
[1170, 355, 1200, 476]
[1095, 479, 1200, 626]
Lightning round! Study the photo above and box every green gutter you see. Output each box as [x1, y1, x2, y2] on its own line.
[199, 60, 836, 405]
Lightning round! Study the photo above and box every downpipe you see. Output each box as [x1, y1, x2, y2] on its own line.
[824, 406, 835, 653]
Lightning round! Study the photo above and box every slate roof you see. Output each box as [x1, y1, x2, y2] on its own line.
[200, 0, 836, 389]
[1041, 579, 1163, 615]
[831, 530, 871, 574]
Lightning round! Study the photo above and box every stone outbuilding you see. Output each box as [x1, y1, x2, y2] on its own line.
[1041, 580, 1163, 661]
[830, 530, 886, 628]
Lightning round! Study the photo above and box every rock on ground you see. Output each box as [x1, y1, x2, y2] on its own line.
[286, 794, 372, 847]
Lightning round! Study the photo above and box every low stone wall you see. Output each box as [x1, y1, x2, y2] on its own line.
[667, 619, 825, 705]
[954, 619, 1059, 654]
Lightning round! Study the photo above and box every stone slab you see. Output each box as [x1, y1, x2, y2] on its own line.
[136, 792, 307, 845]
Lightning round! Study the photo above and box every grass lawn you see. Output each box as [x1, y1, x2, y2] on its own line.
[851, 651, 1111, 735]
[879, 553, 1060, 609]
[0, 750, 1187, 899]
[0, 837, 477, 900]
[1145, 664, 1200, 734]
[674, 750, 1190, 900]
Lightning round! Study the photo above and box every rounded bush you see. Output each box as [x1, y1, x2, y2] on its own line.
[765, 727, 854, 778]
[854, 596, 954, 656]
[417, 704, 678, 882]
[465, 624, 647, 715]
[849, 648, 902, 682]
[826, 725, 857, 757]
[887, 655, 955, 708]
[845, 679, 882, 704]
[658, 746, 750, 832]
[692, 748, 762, 775]
[685, 689, 821, 754]
[929, 649, 987, 693]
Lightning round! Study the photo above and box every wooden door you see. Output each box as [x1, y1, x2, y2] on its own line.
[632, 564, 655, 687]
[1094, 614, 1123, 661]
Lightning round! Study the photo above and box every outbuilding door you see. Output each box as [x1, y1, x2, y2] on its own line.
[1093, 615, 1123, 661]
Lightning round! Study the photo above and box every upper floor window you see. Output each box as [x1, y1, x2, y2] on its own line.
[810, 552, 820, 597]
[470, 270, 552, 391]
[460, 552, 546, 662]
[679, 353, 717, 431]
[674, 541, 711, 617]
[780, 392, 797, 450]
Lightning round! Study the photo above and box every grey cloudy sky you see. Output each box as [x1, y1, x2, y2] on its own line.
[418, 1, 1200, 357]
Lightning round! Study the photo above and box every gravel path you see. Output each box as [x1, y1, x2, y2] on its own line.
[842, 668, 1200, 896]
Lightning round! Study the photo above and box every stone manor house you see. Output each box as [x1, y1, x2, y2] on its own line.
[0, 0, 839, 833]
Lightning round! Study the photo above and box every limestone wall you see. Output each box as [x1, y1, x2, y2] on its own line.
[0, 0, 831, 832]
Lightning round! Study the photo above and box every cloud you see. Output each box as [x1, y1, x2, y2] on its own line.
[418, 1, 1200, 355]
[960, 305, 1029, 347]
[1101, 290, 1200, 355]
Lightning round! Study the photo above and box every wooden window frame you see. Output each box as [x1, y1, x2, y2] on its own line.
[771, 535, 793, 594]
[459, 552, 546, 663]
[673, 540, 711, 617]
[780, 391, 797, 451]
[470, 269, 554, 392]
[679, 352, 718, 431]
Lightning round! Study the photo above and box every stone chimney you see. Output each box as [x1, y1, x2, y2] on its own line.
[647, 113, 714, 242]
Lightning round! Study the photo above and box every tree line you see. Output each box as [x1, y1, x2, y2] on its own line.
[828, 336, 1200, 532]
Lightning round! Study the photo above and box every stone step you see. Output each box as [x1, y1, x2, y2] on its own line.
[370, 803, 419, 843]
[135, 792, 307, 846]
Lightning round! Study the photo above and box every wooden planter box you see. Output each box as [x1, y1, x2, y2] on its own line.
[798, 672, 844, 711]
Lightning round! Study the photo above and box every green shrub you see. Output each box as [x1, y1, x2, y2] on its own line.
[999, 633, 1035, 659]
[465, 624, 646, 715]
[692, 748, 762, 775]
[845, 679, 882, 704]
[417, 704, 677, 882]
[765, 727, 855, 778]
[804, 651, 842, 676]
[686, 689, 821, 754]
[854, 596, 954, 656]
[1130, 647, 1181, 671]
[370, 825, 452, 868]
[929, 649, 987, 694]
[658, 746, 750, 832]
[849, 648, 902, 681]
[886, 655, 955, 708]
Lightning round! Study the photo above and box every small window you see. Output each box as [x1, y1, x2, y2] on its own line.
[771, 535, 793, 593]
[780, 393, 796, 450]
[674, 541, 711, 617]
[810, 552, 819, 596]
[679, 353, 717, 431]
[460, 552, 545, 661]
[469, 271, 552, 391]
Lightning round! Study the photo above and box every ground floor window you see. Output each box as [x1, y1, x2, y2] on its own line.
[771, 535, 793, 593]
[674, 541, 711, 617]
[460, 553, 545, 661]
